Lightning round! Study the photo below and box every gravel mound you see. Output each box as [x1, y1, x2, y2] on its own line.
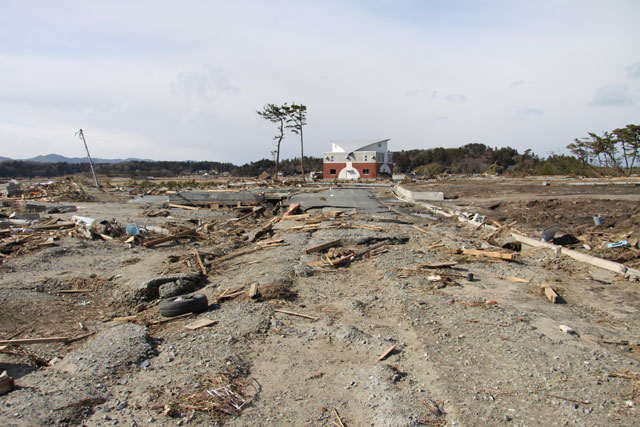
[53, 323, 153, 378]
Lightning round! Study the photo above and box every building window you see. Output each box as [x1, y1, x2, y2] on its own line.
[378, 143, 381, 147]
[363, 169, 370, 175]
[330, 169, 336, 175]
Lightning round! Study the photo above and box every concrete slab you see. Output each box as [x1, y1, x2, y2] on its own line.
[169, 191, 265, 205]
[290, 188, 393, 216]
[394, 185, 444, 201]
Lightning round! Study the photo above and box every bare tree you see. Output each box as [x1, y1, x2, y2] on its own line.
[284, 104, 307, 177]
[257, 104, 289, 178]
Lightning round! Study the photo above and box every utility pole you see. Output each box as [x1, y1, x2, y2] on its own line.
[76, 129, 101, 191]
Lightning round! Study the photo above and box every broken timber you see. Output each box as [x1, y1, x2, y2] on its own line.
[144, 229, 198, 248]
[511, 233, 640, 281]
[328, 241, 386, 267]
[459, 248, 517, 261]
[193, 249, 207, 275]
[304, 239, 342, 254]
[541, 284, 559, 303]
[248, 282, 259, 299]
[167, 203, 198, 210]
[0, 336, 70, 345]
[378, 345, 396, 361]
[274, 309, 318, 321]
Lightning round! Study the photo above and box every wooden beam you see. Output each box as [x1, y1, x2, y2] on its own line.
[504, 276, 530, 283]
[274, 309, 319, 321]
[378, 345, 396, 361]
[460, 248, 516, 261]
[511, 232, 640, 280]
[248, 282, 259, 299]
[184, 319, 217, 330]
[304, 239, 342, 254]
[167, 203, 198, 210]
[143, 229, 198, 248]
[32, 221, 76, 230]
[541, 284, 558, 303]
[193, 249, 207, 275]
[412, 225, 429, 234]
[0, 337, 69, 345]
[419, 261, 458, 268]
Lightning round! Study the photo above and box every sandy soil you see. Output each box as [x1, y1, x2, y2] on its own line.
[1, 177, 639, 426]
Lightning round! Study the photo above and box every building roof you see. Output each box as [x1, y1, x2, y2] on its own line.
[329, 139, 389, 153]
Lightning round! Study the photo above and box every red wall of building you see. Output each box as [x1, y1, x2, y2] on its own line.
[323, 162, 393, 179]
[323, 163, 346, 178]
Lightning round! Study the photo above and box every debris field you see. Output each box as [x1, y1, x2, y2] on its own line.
[1, 176, 640, 426]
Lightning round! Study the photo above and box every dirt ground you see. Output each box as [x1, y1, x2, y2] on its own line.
[1, 176, 640, 426]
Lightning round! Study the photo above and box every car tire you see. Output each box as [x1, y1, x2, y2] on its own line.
[159, 293, 208, 317]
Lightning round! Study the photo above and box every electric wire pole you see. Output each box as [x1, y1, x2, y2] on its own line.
[76, 129, 101, 191]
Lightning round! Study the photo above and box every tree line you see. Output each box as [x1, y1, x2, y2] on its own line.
[0, 157, 322, 179]
[567, 124, 639, 176]
[1, 123, 637, 179]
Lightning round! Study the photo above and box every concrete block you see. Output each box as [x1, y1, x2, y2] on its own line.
[394, 185, 444, 201]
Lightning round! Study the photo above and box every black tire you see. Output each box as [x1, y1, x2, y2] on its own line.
[159, 293, 208, 317]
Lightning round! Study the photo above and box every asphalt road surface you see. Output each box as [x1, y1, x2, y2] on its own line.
[290, 187, 394, 217]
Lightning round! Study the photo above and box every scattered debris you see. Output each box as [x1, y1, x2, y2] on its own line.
[378, 345, 396, 361]
[304, 239, 343, 254]
[274, 309, 318, 321]
[541, 284, 559, 303]
[458, 248, 517, 261]
[0, 371, 15, 395]
[559, 325, 576, 334]
[184, 319, 217, 330]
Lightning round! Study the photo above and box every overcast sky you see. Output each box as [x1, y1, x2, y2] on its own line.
[1, 0, 639, 163]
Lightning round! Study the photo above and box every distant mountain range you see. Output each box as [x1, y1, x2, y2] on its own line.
[0, 154, 152, 163]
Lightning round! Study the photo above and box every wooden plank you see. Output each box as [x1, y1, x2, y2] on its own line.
[378, 345, 396, 361]
[248, 282, 259, 299]
[66, 332, 95, 344]
[505, 276, 530, 283]
[193, 249, 207, 275]
[167, 203, 198, 210]
[32, 221, 75, 230]
[304, 239, 342, 254]
[184, 319, 217, 330]
[147, 312, 193, 326]
[144, 229, 197, 248]
[541, 284, 558, 303]
[256, 239, 285, 246]
[274, 309, 319, 321]
[412, 225, 429, 234]
[460, 248, 516, 261]
[427, 243, 445, 249]
[419, 261, 457, 268]
[0, 337, 69, 345]
[279, 213, 311, 221]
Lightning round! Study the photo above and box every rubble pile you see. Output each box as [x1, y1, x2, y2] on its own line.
[1, 176, 640, 426]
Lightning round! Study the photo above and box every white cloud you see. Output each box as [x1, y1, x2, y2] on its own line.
[590, 84, 636, 106]
[626, 62, 640, 79]
[444, 94, 468, 103]
[515, 106, 544, 118]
